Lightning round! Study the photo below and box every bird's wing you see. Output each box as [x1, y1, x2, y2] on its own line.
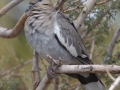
[54, 12, 92, 64]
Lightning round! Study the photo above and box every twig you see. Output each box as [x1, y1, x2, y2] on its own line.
[41, 58, 47, 71]
[105, 67, 115, 81]
[96, 0, 110, 5]
[1, 59, 32, 77]
[75, 85, 80, 90]
[109, 75, 120, 90]
[68, 83, 80, 90]
[0, 0, 23, 17]
[54, 76, 59, 90]
[63, 4, 83, 13]
[31, 51, 41, 90]
[63, 0, 80, 11]
[54, 0, 67, 10]
[11, 73, 23, 77]
[47, 55, 62, 65]
[103, 25, 120, 63]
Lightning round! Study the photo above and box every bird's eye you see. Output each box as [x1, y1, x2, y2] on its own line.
[43, 4, 49, 5]
[38, 0, 42, 2]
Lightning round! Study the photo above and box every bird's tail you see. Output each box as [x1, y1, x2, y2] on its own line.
[75, 73, 106, 90]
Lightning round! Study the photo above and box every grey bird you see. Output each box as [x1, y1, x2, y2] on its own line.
[24, 0, 106, 90]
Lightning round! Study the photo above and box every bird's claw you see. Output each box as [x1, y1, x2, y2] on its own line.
[47, 64, 57, 79]
[47, 55, 62, 79]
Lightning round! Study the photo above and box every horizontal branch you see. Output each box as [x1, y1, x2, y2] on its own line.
[36, 64, 120, 90]
[56, 65, 120, 74]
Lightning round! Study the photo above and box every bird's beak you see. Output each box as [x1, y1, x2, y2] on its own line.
[25, 0, 41, 12]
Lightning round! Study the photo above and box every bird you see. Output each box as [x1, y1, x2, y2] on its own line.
[24, 0, 106, 90]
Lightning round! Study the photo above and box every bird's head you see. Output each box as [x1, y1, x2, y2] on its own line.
[35, 0, 52, 5]
[29, 0, 52, 6]
[26, 0, 52, 11]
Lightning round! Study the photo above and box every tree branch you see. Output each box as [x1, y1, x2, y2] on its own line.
[56, 65, 120, 74]
[96, 0, 110, 5]
[36, 75, 52, 90]
[81, 0, 116, 39]
[63, 4, 83, 13]
[31, 51, 41, 90]
[36, 64, 120, 90]
[0, 12, 27, 38]
[54, 0, 67, 10]
[103, 25, 120, 63]
[74, 0, 97, 30]
[109, 75, 120, 90]
[1, 59, 32, 77]
[63, 0, 80, 12]
[0, 0, 23, 17]
[54, 76, 59, 90]
[89, 38, 95, 60]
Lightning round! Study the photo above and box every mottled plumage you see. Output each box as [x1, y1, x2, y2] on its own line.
[24, 0, 105, 90]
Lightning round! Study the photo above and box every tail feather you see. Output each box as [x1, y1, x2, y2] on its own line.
[75, 73, 106, 90]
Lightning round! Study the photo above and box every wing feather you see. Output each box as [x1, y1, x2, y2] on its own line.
[54, 12, 92, 64]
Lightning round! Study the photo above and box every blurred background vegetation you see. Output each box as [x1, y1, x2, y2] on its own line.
[0, 0, 120, 90]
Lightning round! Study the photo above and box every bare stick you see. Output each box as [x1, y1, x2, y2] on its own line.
[0, 0, 23, 17]
[54, 76, 59, 90]
[109, 76, 120, 90]
[63, 0, 80, 12]
[103, 25, 120, 63]
[89, 38, 95, 60]
[56, 65, 120, 74]
[63, 4, 83, 13]
[36, 75, 52, 90]
[96, 0, 110, 5]
[41, 58, 47, 71]
[105, 67, 115, 81]
[54, 0, 67, 10]
[0, 12, 27, 38]
[1, 59, 32, 77]
[31, 51, 41, 90]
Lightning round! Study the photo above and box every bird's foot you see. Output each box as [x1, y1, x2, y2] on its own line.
[47, 55, 62, 79]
